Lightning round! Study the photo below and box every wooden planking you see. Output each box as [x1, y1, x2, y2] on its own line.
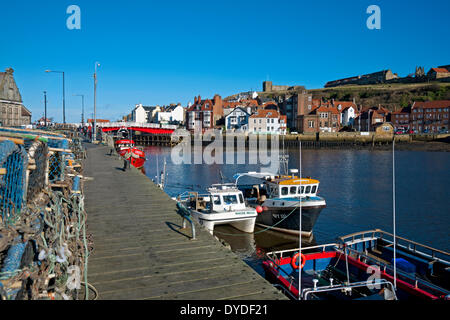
[83, 143, 287, 300]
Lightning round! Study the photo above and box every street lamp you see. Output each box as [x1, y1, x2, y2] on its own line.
[43, 91, 47, 127]
[93, 62, 100, 142]
[73, 94, 85, 126]
[45, 70, 66, 124]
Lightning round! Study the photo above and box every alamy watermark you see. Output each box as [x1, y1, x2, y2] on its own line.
[171, 129, 281, 173]
[366, 5, 381, 30]
[66, 5, 81, 30]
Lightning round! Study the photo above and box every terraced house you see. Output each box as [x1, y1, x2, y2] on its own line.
[186, 95, 224, 133]
[0, 68, 31, 126]
[410, 100, 450, 133]
[248, 109, 287, 135]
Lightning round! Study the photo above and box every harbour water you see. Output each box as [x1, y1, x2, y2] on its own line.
[143, 146, 450, 276]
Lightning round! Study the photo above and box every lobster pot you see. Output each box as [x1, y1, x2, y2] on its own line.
[26, 140, 49, 202]
[0, 140, 28, 226]
[48, 139, 69, 183]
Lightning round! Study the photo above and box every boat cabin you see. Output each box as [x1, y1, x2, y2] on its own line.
[265, 176, 320, 199]
[187, 184, 247, 213]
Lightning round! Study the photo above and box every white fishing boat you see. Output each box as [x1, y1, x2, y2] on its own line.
[176, 184, 258, 234]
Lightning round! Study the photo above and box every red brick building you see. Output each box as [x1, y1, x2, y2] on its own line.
[354, 106, 389, 131]
[297, 100, 346, 133]
[390, 108, 411, 131]
[410, 100, 450, 133]
[186, 95, 224, 133]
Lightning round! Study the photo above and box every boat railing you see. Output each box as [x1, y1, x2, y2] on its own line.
[265, 244, 339, 288]
[265, 243, 339, 261]
[338, 229, 450, 264]
[341, 245, 450, 297]
[302, 279, 397, 300]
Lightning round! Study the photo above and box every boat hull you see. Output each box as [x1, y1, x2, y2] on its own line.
[191, 210, 257, 234]
[254, 197, 326, 236]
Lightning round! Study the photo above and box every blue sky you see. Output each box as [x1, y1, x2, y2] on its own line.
[1, 0, 449, 123]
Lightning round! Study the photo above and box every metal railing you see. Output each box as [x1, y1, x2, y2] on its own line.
[338, 229, 450, 263]
[302, 279, 397, 300]
[175, 201, 196, 240]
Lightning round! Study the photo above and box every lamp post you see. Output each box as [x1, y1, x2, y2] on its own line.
[74, 94, 85, 126]
[93, 62, 100, 142]
[45, 70, 65, 124]
[43, 91, 47, 127]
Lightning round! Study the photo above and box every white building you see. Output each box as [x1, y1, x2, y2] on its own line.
[335, 102, 357, 127]
[156, 104, 184, 124]
[131, 104, 161, 123]
[248, 109, 287, 135]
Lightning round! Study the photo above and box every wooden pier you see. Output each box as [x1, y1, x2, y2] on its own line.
[82, 143, 287, 300]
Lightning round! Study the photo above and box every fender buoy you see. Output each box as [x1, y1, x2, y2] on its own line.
[255, 206, 263, 213]
[291, 252, 306, 270]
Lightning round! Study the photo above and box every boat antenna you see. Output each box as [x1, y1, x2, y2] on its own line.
[156, 154, 159, 186]
[393, 138, 397, 289]
[298, 138, 302, 299]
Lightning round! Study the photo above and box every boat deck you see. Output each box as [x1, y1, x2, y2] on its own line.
[82, 143, 287, 300]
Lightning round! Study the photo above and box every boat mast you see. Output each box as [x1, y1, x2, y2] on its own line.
[393, 138, 397, 289]
[298, 139, 302, 299]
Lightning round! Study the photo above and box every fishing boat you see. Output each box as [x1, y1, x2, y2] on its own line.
[115, 139, 135, 157]
[114, 139, 146, 170]
[234, 169, 326, 237]
[338, 229, 450, 300]
[263, 230, 450, 300]
[176, 184, 258, 234]
[262, 243, 398, 300]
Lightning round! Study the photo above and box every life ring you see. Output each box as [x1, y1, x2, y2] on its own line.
[291, 252, 306, 270]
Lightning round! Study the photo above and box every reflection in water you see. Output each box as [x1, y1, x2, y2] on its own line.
[143, 146, 450, 276]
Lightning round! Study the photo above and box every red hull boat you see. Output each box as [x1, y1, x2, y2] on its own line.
[115, 139, 146, 169]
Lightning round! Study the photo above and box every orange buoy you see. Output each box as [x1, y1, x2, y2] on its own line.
[291, 252, 306, 270]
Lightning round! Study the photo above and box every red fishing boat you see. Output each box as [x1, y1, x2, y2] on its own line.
[114, 139, 146, 169]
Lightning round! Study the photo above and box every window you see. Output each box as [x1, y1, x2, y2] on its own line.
[300, 186, 305, 194]
[239, 194, 244, 204]
[289, 186, 297, 195]
[213, 196, 221, 205]
[308, 120, 315, 128]
[223, 195, 238, 204]
[281, 187, 288, 196]
[311, 185, 317, 193]
[305, 186, 311, 194]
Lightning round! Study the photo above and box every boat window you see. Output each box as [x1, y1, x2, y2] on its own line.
[311, 185, 317, 194]
[272, 186, 278, 196]
[300, 186, 305, 194]
[223, 195, 238, 204]
[289, 186, 297, 195]
[213, 196, 221, 205]
[281, 187, 288, 196]
[305, 185, 311, 194]
[239, 194, 244, 203]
